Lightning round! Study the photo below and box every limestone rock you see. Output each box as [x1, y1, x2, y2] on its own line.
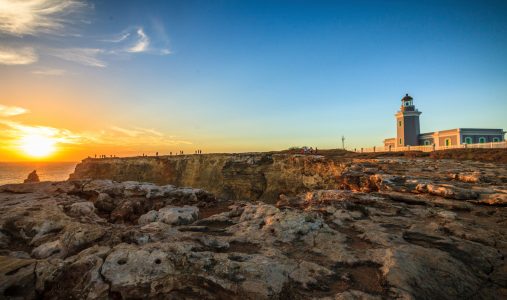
[477, 193, 507, 206]
[1, 155, 506, 299]
[31, 240, 65, 259]
[0, 256, 36, 299]
[138, 205, 199, 225]
[69, 201, 96, 216]
[101, 246, 175, 298]
[24, 170, 40, 183]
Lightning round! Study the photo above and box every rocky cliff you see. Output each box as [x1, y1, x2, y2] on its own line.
[70, 154, 345, 203]
[1, 155, 506, 299]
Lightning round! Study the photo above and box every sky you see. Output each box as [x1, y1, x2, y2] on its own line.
[0, 0, 506, 161]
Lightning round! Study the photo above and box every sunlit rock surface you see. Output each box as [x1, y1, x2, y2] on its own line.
[1, 154, 506, 299]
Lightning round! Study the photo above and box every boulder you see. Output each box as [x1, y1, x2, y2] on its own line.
[101, 246, 175, 298]
[138, 206, 199, 226]
[23, 170, 40, 183]
[0, 256, 37, 299]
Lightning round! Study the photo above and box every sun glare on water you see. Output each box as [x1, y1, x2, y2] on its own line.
[19, 134, 57, 158]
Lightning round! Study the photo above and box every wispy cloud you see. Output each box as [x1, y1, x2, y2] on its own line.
[0, 119, 82, 147]
[0, 0, 87, 36]
[107, 126, 191, 146]
[110, 126, 141, 137]
[0, 46, 38, 65]
[150, 18, 171, 55]
[0, 119, 191, 157]
[0, 104, 29, 117]
[127, 28, 149, 53]
[111, 126, 167, 138]
[32, 68, 66, 76]
[0, 105, 82, 152]
[103, 26, 170, 55]
[101, 32, 130, 43]
[48, 48, 105, 67]
[0, 2, 170, 70]
[135, 127, 163, 137]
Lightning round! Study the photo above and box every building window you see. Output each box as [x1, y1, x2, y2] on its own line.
[424, 140, 431, 145]
[479, 137, 486, 143]
[398, 120, 402, 127]
[464, 137, 472, 144]
[493, 137, 500, 142]
[445, 139, 451, 146]
[399, 138, 402, 145]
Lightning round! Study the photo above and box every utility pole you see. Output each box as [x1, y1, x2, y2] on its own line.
[341, 135, 345, 150]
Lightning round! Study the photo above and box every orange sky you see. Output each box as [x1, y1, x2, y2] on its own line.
[2, 0, 506, 162]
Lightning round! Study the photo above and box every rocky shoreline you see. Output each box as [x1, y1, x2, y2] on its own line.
[1, 154, 506, 299]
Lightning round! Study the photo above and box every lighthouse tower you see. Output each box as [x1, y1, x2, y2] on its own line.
[395, 94, 421, 147]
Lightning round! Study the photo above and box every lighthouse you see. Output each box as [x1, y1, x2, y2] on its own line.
[395, 94, 421, 147]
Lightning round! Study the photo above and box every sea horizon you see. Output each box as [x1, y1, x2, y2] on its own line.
[0, 161, 78, 185]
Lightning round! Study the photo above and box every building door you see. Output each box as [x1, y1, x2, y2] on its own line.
[445, 139, 451, 146]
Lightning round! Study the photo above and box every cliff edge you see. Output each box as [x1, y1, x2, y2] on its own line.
[70, 154, 345, 203]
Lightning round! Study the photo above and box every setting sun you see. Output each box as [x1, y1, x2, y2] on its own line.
[19, 134, 56, 158]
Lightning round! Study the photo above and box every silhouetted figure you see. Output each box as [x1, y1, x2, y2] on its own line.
[24, 170, 40, 183]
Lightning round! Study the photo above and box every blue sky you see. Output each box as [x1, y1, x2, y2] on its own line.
[1, 0, 506, 158]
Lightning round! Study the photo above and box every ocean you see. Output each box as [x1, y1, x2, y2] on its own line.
[0, 162, 77, 185]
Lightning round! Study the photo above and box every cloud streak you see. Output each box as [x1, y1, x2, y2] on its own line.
[110, 126, 165, 137]
[0, 104, 29, 117]
[0, 46, 38, 65]
[101, 32, 130, 43]
[0, 119, 82, 148]
[0, 105, 191, 157]
[32, 68, 66, 75]
[0, 0, 86, 36]
[0, 2, 171, 70]
[103, 26, 171, 55]
[127, 28, 149, 53]
[48, 48, 106, 67]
